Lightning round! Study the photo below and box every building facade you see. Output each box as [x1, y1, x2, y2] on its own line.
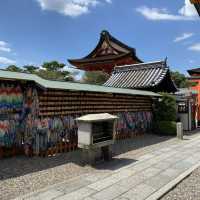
[187, 68, 200, 124]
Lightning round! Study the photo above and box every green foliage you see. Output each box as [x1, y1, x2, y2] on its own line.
[153, 121, 176, 135]
[5, 61, 74, 82]
[36, 69, 70, 81]
[154, 93, 176, 122]
[171, 70, 194, 88]
[42, 61, 65, 71]
[23, 65, 39, 73]
[153, 93, 177, 135]
[82, 71, 110, 85]
[6, 65, 23, 72]
[38, 61, 73, 81]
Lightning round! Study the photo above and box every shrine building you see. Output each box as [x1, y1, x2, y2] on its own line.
[68, 30, 142, 74]
[69, 30, 177, 93]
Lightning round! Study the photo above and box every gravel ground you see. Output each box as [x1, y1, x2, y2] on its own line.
[162, 167, 200, 200]
[0, 134, 180, 200]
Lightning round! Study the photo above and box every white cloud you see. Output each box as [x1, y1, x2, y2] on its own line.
[188, 43, 200, 51]
[0, 46, 11, 52]
[0, 40, 11, 52]
[37, 0, 111, 17]
[0, 41, 16, 65]
[0, 41, 7, 46]
[174, 32, 194, 42]
[136, 0, 198, 21]
[0, 57, 16, 65]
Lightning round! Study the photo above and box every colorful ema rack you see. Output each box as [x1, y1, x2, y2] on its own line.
[0, 84, 23, 113]
[0, 70, 158, 158]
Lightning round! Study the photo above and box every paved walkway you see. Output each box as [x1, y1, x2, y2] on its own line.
[15, 133, 200, 200]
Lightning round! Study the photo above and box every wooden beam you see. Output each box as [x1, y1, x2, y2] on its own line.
[190, 0, 200, 3]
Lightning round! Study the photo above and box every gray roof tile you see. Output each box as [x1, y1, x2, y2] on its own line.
[104, 60, 176, 92]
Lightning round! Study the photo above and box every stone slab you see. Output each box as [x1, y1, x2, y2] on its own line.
[144, 174, 172, 190]
[146, 161, 200, 200]
[120, 183, 156, 200]
[117, 174, 147, 190]
[55, 187, 96, 200]
[91, 184, 128, 200]
[37, 189, 64, 200]
[161, 168, 181, 178]
[56, 177, 92, 194]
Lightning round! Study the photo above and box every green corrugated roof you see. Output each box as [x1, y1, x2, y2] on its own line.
[0, 70, 161, 97]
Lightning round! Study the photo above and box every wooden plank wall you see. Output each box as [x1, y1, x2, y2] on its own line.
[38, 90, 153, 117]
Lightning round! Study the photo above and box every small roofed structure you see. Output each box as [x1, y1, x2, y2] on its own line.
[104, 60, 177, 93]
[76, 113, 118, 122]
[68, 30, 142, 74]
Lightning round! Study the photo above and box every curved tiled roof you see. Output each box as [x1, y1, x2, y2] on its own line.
[187, 67, 200, 76]
[68, 30, 142, 66]
[104, 61, 177, 92]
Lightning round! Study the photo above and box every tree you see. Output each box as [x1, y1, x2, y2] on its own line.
[6, 65, 23, 72]
[82, 71, 110, 85]
[152, 93, 177, 135]
[37, 61, 73, 81]
[42, 61, 65, 71]
[5, 61, 75, 82]
[23, 65, 39, 73]
[171, 71, 192, 88]
[154, 93, 176, 122]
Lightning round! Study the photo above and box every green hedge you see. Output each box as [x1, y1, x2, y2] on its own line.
[153, 121, 177, 136]
[154, 93, 176, 122]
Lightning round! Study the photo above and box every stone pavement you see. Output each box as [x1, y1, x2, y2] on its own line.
[15, 133, 200, 200]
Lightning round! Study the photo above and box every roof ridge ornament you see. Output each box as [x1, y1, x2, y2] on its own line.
[101, 30, 109, 36]
[164, 57, 168, 64]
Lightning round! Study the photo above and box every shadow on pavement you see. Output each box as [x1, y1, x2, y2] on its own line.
[112, 133, 174, 157]
[95, 158, 137, 171]
[0, 133, 173, 181]
[184, 128, 200, 136]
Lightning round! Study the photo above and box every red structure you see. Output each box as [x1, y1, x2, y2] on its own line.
[188, 68, 200, 124]
[68, 30, 142, 74]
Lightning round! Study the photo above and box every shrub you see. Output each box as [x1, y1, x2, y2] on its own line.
[153, 93, 176, 122]
[153, 121, 176, 136]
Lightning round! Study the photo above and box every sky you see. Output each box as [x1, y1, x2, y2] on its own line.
[0, 0, 199, 75]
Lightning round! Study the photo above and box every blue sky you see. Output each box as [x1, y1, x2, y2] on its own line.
[0, 0, 199, 75]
